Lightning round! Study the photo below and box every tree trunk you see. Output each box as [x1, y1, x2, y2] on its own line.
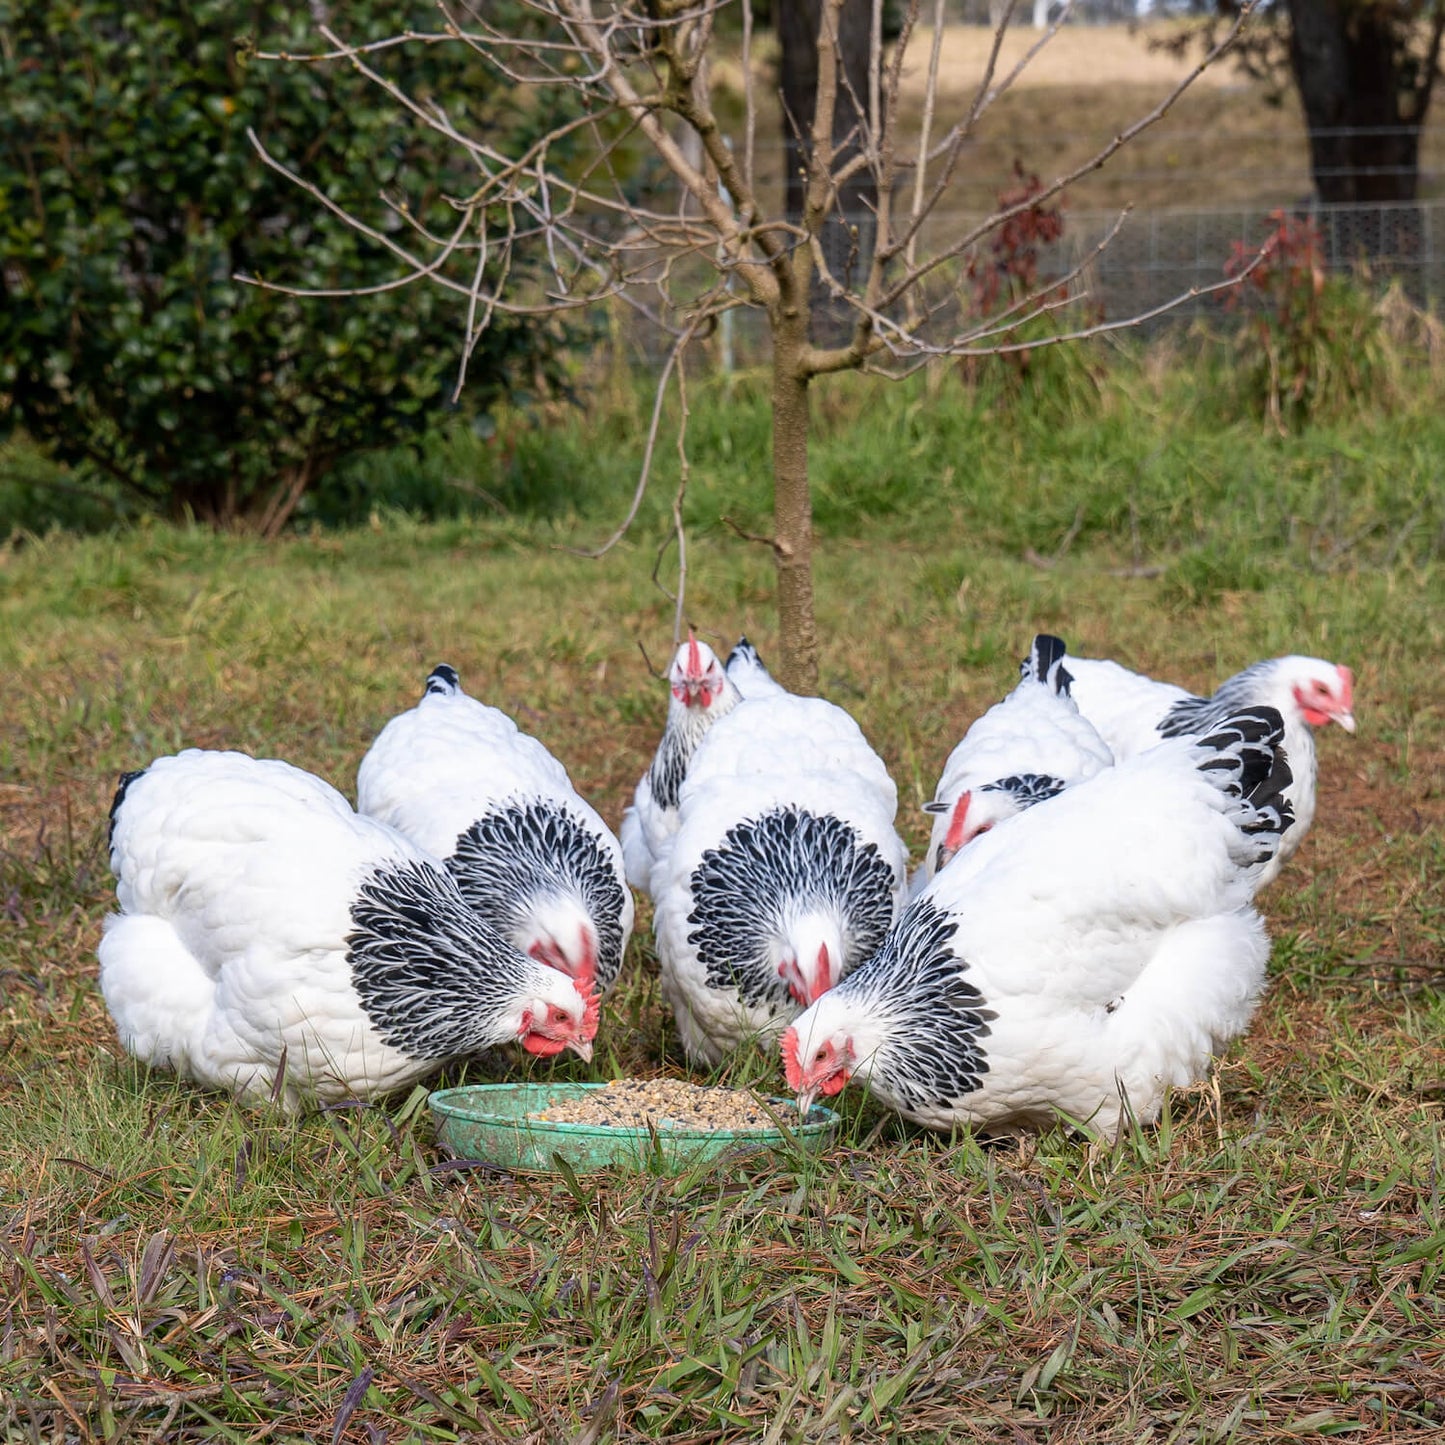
[1288, 0, 1407, 203]
[776, 0, 876, 340]
[770, 298, 819, 696]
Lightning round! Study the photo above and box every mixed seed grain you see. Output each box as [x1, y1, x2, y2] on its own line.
[530, 1079, 777, 1131]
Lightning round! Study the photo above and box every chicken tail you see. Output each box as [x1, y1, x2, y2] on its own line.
[107, 768, 148, 862]
[423, 664, 462, 699]
[1022, 633, 1074, 697]
[725, 636, 786, 699]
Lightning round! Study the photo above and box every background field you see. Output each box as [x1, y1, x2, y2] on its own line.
[718, 19, 1445, 214]
[4, 11, 1445, 1439]
[3, 342, 1445, 1439]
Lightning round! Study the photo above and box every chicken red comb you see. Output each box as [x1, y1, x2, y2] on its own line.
[686, 629, 703, 680]
[943, 791, 972, 855]
[780, 1027, 803, 1090]
[1337, 664, 1354, 709]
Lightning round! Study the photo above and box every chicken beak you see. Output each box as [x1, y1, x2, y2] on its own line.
[795, 1086, 819, 1119]
[567, 1037, 594, 1064]
[1335, 710, 1356, 734]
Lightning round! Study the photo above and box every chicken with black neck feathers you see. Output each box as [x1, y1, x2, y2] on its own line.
[653, 644, 908, 1066]
[784, 707, 1294, 1138]
[357, 663, 632, 999]
[1065, 651, 1354, 888]
[100, 750, 595, 1110]
[621, 634, 744, 897]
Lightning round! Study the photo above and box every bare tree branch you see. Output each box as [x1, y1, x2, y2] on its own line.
[247, 0, 1254, 690]
[669, 356, 692, 644]
[564, 306, 711, 561]
[879, 2, 1254, 308]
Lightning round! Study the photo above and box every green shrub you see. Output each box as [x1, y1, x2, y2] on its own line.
[0, 433, 129, 536]
[0, 1, 576, 532]
[1224, 210, 1387, 428]
[305, 414, 636, 527]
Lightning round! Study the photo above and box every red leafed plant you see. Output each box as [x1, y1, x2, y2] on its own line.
[1224, 207, 1378, 428]
[960, 163, 1075, 393]
[966, 162, 1067, 316]
[1226, 207, 1326, 308]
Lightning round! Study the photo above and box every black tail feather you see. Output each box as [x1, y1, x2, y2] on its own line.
[1022, 633, 1073, 697]
[726, 636, 772, 678]
[108, 769, 147, 854]
[424, 664, 461, 699]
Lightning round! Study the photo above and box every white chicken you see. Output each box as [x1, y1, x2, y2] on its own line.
[725, 635, 789, 701]
[782, 706, 1294, 1139]
[357, 665, 633, 997]
[653, 690, 908, 1066]
[100, 750, 596, 1109]
[620, 635, 743, 896]
[1066, 652, 1354, 887]
[913, 634, 1113, 892]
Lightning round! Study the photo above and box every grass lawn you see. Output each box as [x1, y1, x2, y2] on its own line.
[2, 360, 1444, 1440]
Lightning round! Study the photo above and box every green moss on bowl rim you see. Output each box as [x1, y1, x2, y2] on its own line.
[429, 1082, 840, 1175]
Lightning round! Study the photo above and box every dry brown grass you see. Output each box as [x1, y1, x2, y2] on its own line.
[914, 21, 1246, 91]
[717, 21, 1445, 213]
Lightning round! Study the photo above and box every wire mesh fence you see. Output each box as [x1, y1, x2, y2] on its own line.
[613, 195, 1445, 370]
[1010, 197, 1445, 322]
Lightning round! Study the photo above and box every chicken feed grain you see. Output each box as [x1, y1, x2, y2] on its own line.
[530, 1078, 776, 1130]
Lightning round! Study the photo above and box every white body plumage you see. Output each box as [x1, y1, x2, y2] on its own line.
[357, 666, 633, 995]
[653, 691, 908, 1066]
[100, 750, 593, 1109]
[785, 709, 1294, 1138]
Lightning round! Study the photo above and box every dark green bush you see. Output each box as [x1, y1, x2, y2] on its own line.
[0, 1, 574, 532]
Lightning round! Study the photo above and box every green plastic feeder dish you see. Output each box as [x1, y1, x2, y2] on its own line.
[429, 1082, 840, 1175]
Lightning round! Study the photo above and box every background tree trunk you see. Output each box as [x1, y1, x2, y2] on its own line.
[770, 301, 819, 696]
[1285, 0, 1442, 271]
[1287, 0, 1419, 205]
[776, 0, 876, 339]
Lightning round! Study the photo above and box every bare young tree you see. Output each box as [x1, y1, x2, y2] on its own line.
[246, 0, 1254, 693]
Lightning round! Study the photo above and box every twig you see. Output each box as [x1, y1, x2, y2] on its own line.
[1021, 503, 1084, 570]
[721, 514, 791, 560]
[669, 354, 692, 645]
[636, 637, 667, 682]
[880, 2, 1254, 307]
[564, 313, 704, 561]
